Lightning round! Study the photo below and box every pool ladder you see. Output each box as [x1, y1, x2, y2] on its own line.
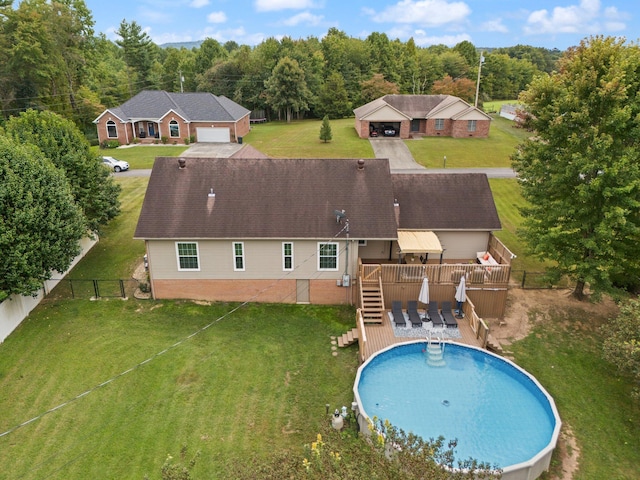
[425, 332, 446, 367]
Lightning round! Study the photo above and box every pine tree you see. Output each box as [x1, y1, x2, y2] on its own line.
[319, 115, 332, 143]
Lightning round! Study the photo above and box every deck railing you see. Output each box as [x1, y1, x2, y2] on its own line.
[359, 262, 510, 287]
[356, 308, 367, 363]
[462, 298, 489, 348]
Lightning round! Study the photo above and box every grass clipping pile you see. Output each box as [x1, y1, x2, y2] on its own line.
[488, 287, 617, 480]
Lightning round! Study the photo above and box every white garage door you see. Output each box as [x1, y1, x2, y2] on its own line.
[196, 127, 230, 143]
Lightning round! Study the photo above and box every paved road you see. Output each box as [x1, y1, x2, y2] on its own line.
[116, 142, 517, 179]
[369, 137, 516, 178]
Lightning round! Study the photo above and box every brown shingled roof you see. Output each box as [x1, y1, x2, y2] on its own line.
[391, 173, 501, 230]
[134, 157, 399, 240]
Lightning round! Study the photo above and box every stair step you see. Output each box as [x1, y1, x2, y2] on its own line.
[338, 328, 360, 348]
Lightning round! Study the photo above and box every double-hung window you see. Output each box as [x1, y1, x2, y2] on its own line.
[176, 242, 199, 270]
[318, 242, 338, 271]
[435, 118, 444, 131]
[467, 120, 477, 132]
[233, 242, 245, 271]
[283, 242, 294, 271]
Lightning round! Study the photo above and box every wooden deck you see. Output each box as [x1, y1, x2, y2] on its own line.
[362, 311, 484, 361]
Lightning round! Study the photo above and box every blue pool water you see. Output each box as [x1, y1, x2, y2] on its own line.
[356, 342, 558, 469]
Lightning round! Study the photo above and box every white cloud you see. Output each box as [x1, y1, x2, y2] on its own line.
[365, 0, 471, 26]
[254, 0, 316, 12]
[480, 19, 508, 34]
[190, 0, 210, 7]
[524, 0, 626, 35]
[207, 11, 227, 24]
[281, 12, 323, 26]
[412, 30, 472, 47]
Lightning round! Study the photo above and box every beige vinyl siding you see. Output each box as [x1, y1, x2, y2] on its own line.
[363, 105, 408, 121]
[147, 239, 358, 280]
[357, 240, 392, 260]
[434, 231, 491, 260]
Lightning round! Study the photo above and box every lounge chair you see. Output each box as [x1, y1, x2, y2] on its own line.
[407, 300, 422, 328]
[391, 301, 406, 327]
[427, 301, 444, 328]
[440, 301, 458, 328]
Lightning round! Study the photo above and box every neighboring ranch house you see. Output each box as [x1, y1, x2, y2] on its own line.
[94, 90, 251, 146]
[354, 94, 491, 139]
[134, 157, 513, 318]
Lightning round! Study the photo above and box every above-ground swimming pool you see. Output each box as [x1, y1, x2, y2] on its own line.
[354, 341, 561, 480]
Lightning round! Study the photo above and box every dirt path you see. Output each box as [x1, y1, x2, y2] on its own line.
[487, 287, 618, 480]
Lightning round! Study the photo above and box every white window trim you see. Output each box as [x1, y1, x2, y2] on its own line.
[282, 242, 294, 271]
[106, 120, 118, 138]
[318, 242, 339, 271]
[468, 119, 477, 132]
[435, 118, 444, 131]
[169, 119, 180, 138]
[175, 241, 200, 271]
[233, 242, 245, 271]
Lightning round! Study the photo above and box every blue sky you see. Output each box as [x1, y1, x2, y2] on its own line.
[85, 0, 636, 50]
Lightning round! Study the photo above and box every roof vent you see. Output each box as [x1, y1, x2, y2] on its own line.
[357, 159, 365, 170]
[178, 158, 186, 169]
[208, 188, 215, 198]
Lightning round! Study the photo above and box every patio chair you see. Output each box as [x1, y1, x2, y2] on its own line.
[440, 301, 458, 328]
[428, 301, 444, 328]
[391, 301, 406, 327]
[407, 300, 422, 328]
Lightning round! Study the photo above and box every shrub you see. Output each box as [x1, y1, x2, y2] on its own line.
[161, 136, 168, 144]
[100, 139, 121, 149]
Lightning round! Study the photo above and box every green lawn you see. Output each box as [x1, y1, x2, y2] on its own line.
[243, 118, 373, 158]
[0, 299, 357, 479]
[510, 309, 640, 479]
[405, 115, 530, 168]
[95, 145, 189, 169]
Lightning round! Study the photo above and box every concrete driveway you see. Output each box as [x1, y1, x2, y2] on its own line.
[369, 138, 422, 171]
[369, 137, 516, 178]
[180, 142, 244, 158]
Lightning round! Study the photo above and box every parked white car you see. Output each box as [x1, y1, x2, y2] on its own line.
[102, 156, 129, 172]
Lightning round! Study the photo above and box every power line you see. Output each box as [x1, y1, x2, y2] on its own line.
[0, 223, 353, 442]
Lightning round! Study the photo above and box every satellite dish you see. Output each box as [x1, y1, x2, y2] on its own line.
[333, 209, 346, 223]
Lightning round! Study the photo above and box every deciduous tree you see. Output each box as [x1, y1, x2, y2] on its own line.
[264, 56, 311, 122]
[512, 36, 640, 300]
[4, 109, 121, 232]
[0, 137, 86, 298]
[603, 297, 640, 401]
[360, 73, 399, 104]
[317, 72, 352, 119]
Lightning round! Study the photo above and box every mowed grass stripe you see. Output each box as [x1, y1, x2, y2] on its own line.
[0, 301, 356, 478]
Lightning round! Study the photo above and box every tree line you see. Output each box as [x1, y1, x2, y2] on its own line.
[0, 0, 562, 133]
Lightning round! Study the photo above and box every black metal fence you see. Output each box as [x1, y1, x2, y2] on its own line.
[47, 279, 141, 299]
[511, 270, 573, 290]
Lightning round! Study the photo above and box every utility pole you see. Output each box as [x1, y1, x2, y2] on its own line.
[179, 70, 184, 93]
[474, 52, 485, 107]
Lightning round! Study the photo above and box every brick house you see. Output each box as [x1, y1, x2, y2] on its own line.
[354, 94, 491, 139]
[94, 90, 251, 146]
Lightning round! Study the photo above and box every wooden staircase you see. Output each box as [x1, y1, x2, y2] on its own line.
[359, 277, 385, 324]
[338, 328, 359, 348]
[486, 334, 503, 354]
